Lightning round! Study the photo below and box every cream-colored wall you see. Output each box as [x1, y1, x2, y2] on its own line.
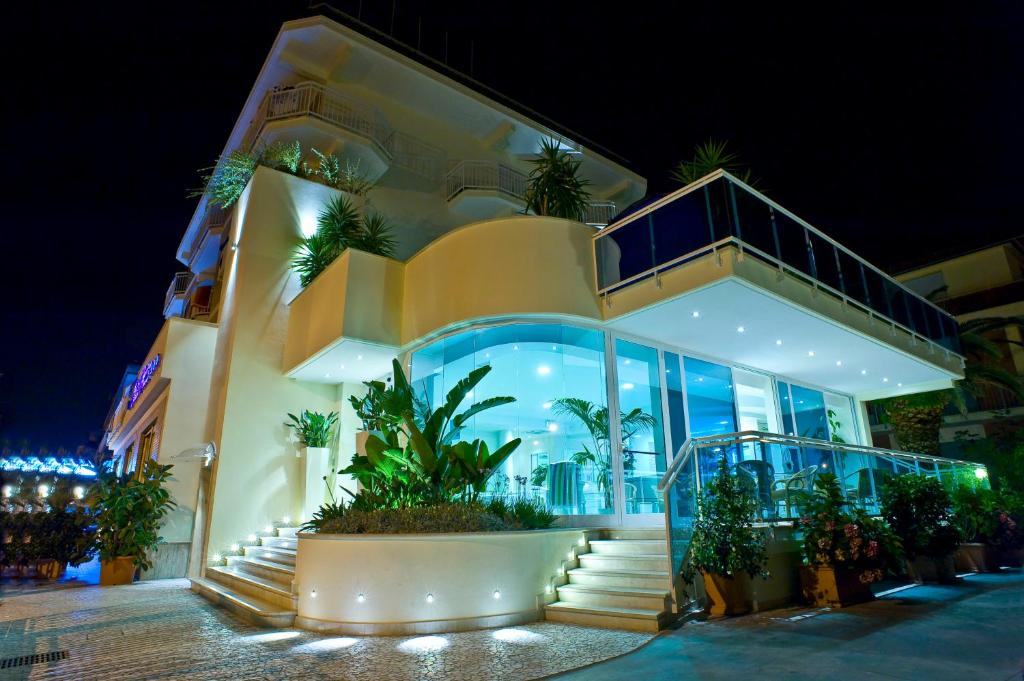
[900, 244, 1021, 299]
[400, 216, 603, 345]
[205, 168, 343, 555]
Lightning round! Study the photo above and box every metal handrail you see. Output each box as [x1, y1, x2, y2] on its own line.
[593, 170, 957, 325]
[658, 429, 984, 494]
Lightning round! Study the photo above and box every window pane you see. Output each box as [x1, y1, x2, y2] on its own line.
[616, 339, 666, 515]
[683, 356, 736, 482]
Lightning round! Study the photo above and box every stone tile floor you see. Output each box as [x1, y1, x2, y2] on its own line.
[0, 579, 652, 680]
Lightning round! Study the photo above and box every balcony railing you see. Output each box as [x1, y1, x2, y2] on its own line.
[164, 272, 193, 317]
[657, 430, 987, 610]
[444, 160, 617, 225]
[245, 81, 391, 154]
[186, 204, 231, 263]
[593, 170, 962, 354]
[385, 130, 445, 181]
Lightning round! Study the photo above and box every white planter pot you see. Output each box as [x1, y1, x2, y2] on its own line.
[303, 446, 332, 522]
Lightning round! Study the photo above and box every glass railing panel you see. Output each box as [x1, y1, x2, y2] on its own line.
[728, 180, 778, 258]
[664, 451, 698, 609]
[806, 232, 844, 295]
[773, 211, 815, 280]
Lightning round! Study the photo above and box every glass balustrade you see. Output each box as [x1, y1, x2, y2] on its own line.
[594, 173, 961, 353]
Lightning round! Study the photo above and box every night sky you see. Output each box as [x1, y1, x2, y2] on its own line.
[1, 1, 1021, 449]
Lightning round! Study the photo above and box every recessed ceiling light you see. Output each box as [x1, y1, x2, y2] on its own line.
[325, 373, 331, 378]
[692, 311, 700, 318]
[542, 401, 552, 409]
[537, 365, 551, 376]
[697, 377, 704, 382]
[897, 382, 903, 387]
[861, 369, 867, 375]
[882, 377, 889, 383]
[624, 359, 631, 365]
[513, 345, 519, 351]
[532, 440, 540, 446]
[357, 355, 363, 360]
[737, 326, 746, 333]
[622, 383, 635, 390]
[775, 339, 783, 346]
[340, 364, 345, 370]
[808, 351, 815, 357]
[547, 422, 559, 432]
[835, 360, 842, 366]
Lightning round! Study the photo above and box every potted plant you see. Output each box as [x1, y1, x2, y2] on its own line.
[287, 409, 339, 522]
[89, 460, 176, 585]
[797, 474, 902, 607]
[879, 474, 959, 583]
[682, 457, 768, 617]
[35, 485, 96, 580]
[952, 485, 1023, 571]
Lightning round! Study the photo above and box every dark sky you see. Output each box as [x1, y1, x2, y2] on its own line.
[1, 1, 1021, 449]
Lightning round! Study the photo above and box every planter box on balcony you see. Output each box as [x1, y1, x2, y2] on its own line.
[800, 565, 874, 607]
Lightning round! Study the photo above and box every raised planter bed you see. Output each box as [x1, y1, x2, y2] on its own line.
[294, 528, 585, 635]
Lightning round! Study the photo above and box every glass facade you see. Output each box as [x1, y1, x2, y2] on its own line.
[408, 321, 865, 520]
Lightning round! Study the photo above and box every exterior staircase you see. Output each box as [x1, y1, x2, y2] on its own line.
[544, 528, 674, 632]
[190, 526, 300, 627]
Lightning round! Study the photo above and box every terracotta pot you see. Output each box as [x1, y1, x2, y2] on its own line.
[100, 556, 137, 585]
[906, 554, 957, 584]
[701, 571, 751, 617]
[800, 565, 874, 607]
[35, 559, 67, 581]
[954, 543, 1000, 573]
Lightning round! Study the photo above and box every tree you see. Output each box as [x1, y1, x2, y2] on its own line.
[523, 139, 592, 220]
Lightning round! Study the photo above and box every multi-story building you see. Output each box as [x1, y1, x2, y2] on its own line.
[102, 14, 984, 632]
[870, 237, 1024, 455]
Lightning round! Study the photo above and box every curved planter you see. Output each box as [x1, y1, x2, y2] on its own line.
[294, 528, 585, 635]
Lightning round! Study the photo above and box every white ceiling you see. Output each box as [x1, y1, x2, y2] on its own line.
[289, 339, 396, 385]
[608, 279, 959, 398]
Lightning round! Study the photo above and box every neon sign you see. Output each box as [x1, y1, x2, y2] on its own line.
[128, 354, 161, 409]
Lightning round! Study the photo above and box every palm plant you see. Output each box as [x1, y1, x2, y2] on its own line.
[671, 139, 754, 186]
[292, 230, 339, 288]
[881, 316, 1024, 455]
[292, 196, 398, 287]
[523, 139, 592, 220]
[552, 397, 658, 505]
[317, 195, 363, 245]
[354, 213, 397, 257]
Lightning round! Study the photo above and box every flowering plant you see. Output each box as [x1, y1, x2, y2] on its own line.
[797, 474, 902, 584]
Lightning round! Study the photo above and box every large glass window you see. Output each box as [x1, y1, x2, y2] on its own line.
[410, 324, 611, 516]
[683, 356, 736, 481]
[616, 340, 667, 514]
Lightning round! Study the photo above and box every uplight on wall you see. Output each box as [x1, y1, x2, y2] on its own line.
[425, 593, 434, 603]
[38, 484, 49, 498]
[73, 486, 85, 500]
[975, 468, 988, 480]
[300, 212, 318, 237]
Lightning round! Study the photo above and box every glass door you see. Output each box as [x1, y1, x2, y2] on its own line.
[613, 339, 668, 526]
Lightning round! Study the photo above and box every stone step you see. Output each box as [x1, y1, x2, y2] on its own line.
[588, 539, 667, 556]
[598, 528, 665, 541]
[226, 555, 295, 587]
[207, 566, 297, 610]
[276, 527, 300, 539]
[544, 601, 667, 633]
[244, 545, 296, 566]
[557, 583, 671, 610]
[261, 536, 297, 551]
[579, 553, 669, 572]
[568, 567, 671, 590]
[190, 577, 295, 628]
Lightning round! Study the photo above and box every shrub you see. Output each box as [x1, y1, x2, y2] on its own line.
[315, 502, 508, 534]
[485, 498, 557, 530]
[797, 474, 902, 584]
[952, 486, 1023, 551]
[682, 456, 767, 582]
[879, 474, 959, 559]
[300, 501, 347, 533]
[191, 150, 259, 208]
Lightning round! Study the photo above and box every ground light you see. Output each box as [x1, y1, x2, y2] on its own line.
[293, 637, 358, 652]
[493, 628, 544, 643]
[245, 631, 301, 643]
[397, 636, 448, 653]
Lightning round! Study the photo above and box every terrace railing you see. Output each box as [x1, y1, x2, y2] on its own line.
[164, 272, 193, 317]
[385, 130, 445, 181]
[656, 430, 987, 611]
[444, 160, 617, 225]
[593, 170, 962, 354]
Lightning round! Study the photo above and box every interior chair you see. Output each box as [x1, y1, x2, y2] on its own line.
[735, 459, 776, 518]
[771, 465, 818, 517]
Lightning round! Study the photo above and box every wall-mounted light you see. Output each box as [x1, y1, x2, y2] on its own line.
[310, 589, 317, 599]
[73, 486, 85, 500]
[493, 590, 501, 600]
[38, 484, 49, 498]
[357, 593, 365, 603]
[425, 593, 434, 603]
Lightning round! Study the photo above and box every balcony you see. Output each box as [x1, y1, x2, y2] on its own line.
[242, 81, 444, 183]
[164, 272, 193, 319]
[593, 170, 961, 355]
[184, 205, 230, 273]
[444, 160, 617, 226]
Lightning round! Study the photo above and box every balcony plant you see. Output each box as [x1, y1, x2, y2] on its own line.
[950, 485, 1023, 572]
[524, 138, 591, 221]
[291, 196, 397, 287]
[878, 474, 959, 583]
[88, 460, 176, 585]
[671, 139, 755, 186]
[797, 474, 902, 607]
[681, 456, 768, 617]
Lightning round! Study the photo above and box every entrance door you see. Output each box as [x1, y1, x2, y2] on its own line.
[612, 339, 669, 527]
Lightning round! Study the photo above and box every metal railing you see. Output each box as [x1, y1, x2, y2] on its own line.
[164, 272, 193, 316]
[385, 130, 445, 181]
[444, 160, 617, 225]
[656, 430, 987, 611]
[593, 170, 962, 354]
[186, 205, 231, 263]
[245, 81, 392, 154]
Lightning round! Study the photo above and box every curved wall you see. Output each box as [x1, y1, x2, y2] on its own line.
[294, 529, 585, 634]
[400, 216, 602, 345]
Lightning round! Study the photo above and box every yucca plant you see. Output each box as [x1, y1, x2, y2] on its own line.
[285, 410, 339, 448]
[292, 230, 340, 287]
[671, 139, 755, 186]
[317, 195, 364, 245]
[524, 138, 592, 220]
[354, 213, 397, 257]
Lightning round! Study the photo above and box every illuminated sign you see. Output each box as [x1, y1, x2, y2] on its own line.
[128, 354, 161, 409]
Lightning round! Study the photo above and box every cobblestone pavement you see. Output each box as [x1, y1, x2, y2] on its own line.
[0, 579, 652, 680]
